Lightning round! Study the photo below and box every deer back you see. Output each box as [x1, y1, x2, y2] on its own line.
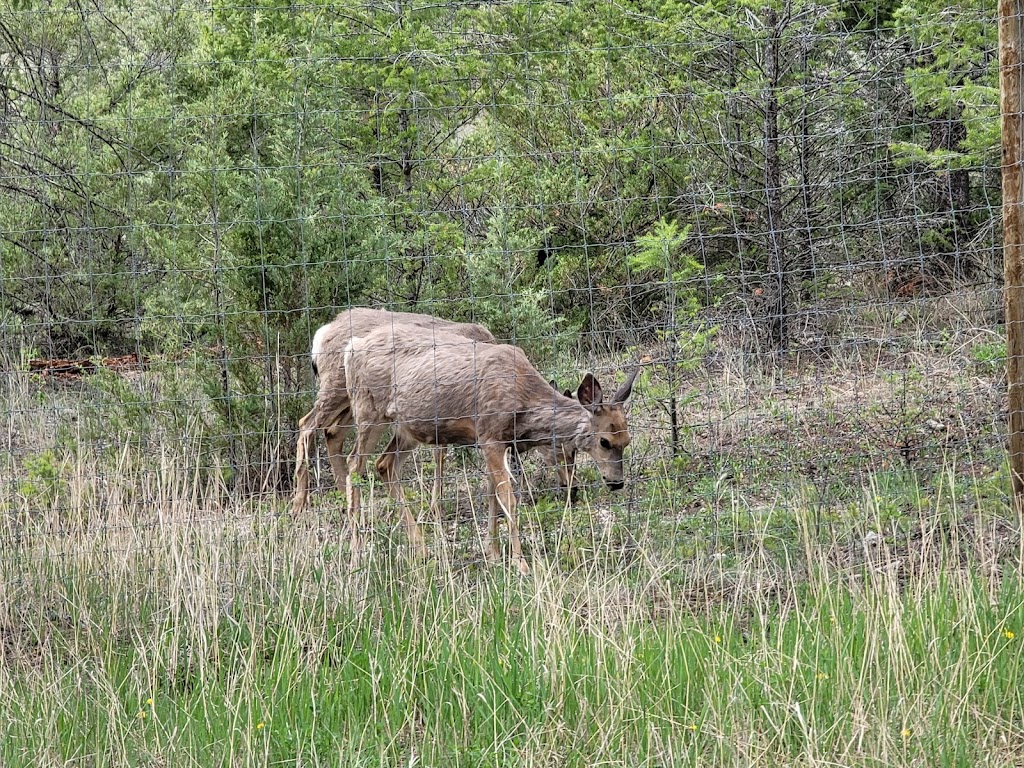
[345, 326, 587, 449]
[311, 307, 495, 383]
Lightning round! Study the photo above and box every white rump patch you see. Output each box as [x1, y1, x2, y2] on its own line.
[310, 323, 331, 361]
[343, 336, 362, 383]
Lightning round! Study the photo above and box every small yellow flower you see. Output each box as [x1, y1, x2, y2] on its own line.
[686, 723, 698, 731]
[714, 635, 722, 644]
[137, 710, 147, 720]
[900, 728, 911, 740]
[816, 672, 829, 681]
[146, 698, 154, 706]
[256, 722, 265, 731]
[1004, 629, 1016, 640]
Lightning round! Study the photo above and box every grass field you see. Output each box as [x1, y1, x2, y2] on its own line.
[2, 466, 1022, 767]
[3, 297, 1023, 766]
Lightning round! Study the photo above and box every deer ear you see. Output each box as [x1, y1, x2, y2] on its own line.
[549, 379, 559, 391]
[612, 366, 640, 404]
[577, 373, 603, 406]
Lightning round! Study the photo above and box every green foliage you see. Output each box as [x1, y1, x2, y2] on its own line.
[629, 219, 713, 452]
[0, 0, 1006, 484]
[0, 1, 191, 354]
[17, 450, 64, 508]
[971, 339, 1006, 375]
[630, 218, 710, 343]
[887, 0, 997, 277]
[49, 363, 213, 490]
[894, 0, 996, 124]
[461, 212, 567, 361]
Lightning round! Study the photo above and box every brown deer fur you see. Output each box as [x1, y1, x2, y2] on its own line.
[291, 308, 497, 516]
[343, 326, 636, 574]
[293, 308, 600, 515]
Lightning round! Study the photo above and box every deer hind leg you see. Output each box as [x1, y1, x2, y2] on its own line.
[377, 433, 427, 557]
[483, 444, 529, 575]
[324, 413, 352, 493]
[430, 447, 447, 518]
[294, 368, 359, 514]
[292, 409, 315, 515]
[292, 402, 346, 515]
[346, 422, 389, 557]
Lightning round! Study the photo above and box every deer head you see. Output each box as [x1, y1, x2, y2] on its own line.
[574, 367, 639, 490]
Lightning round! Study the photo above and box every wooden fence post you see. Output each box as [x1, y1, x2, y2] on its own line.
[1000, 0, 1024, 500]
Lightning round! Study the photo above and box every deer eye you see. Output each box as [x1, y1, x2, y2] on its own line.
[600, 438, 612, 450]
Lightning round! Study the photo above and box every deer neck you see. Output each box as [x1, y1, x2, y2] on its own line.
[513, 395, 589, 449]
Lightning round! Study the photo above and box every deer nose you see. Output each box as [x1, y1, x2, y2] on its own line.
[606, 480, 624, 491]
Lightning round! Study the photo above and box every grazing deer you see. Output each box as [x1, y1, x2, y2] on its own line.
[293, 308, 584, 516]
[343, 326, 638, 574]
[292, 308, 497, 516]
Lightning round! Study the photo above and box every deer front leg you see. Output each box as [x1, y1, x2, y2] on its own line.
[430, 446, 446, 517]
[377, 434, 427, 557]
[483, 444, 529, 576]
[556, 445, 579, 504]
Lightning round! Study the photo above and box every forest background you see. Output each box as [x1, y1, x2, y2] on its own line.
[0, 0, 1001, 488]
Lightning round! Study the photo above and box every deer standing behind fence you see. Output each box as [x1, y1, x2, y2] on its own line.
[343, 325, 637, 574]
[292, 308, 588, 516]
[292, 308, 496, 516]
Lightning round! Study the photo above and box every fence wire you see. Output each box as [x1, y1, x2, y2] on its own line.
[0, 0, 1010, 562]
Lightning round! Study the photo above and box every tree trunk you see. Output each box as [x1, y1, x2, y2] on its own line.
[763, 7, 787, 350]
[929, 106, 972, 276]
[797, 34, 815, 301]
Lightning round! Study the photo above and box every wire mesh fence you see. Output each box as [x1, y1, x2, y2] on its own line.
[0, 0, 1010, 550]
[7, 2, 1024, 764]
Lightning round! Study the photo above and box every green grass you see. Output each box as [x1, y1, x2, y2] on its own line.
[1, 348, 1021, 767]
[2, 448, 1023, 767]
